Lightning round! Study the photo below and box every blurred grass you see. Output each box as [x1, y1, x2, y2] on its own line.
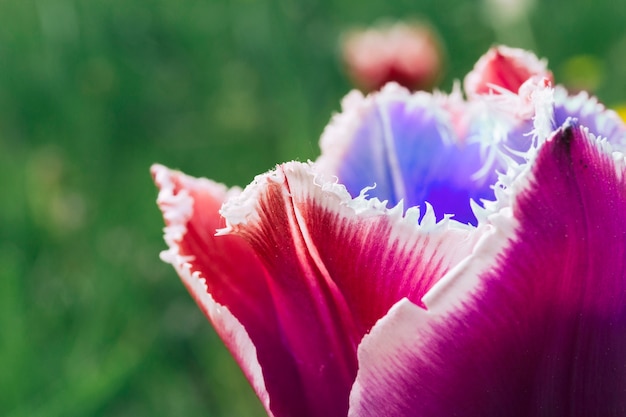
[0, 0, 624, 416]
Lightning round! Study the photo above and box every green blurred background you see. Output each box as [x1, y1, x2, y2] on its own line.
[0, 0, 624, 416]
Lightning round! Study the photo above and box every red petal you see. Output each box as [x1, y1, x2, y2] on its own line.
[153, 164, 304, 417]
[218, 161, 481, 416]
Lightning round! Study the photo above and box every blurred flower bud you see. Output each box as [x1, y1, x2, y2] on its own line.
[341, 21, 445, 92]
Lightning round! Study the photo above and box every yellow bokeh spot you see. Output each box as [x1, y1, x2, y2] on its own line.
[615, 105, 626, 123]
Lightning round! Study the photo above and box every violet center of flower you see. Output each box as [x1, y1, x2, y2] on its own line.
[329, 94, 498, 225]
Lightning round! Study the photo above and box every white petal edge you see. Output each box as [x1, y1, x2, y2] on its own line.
[218, 160, 477, 237]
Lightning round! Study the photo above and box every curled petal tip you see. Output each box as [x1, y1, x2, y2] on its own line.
[464, 45, 553, 97]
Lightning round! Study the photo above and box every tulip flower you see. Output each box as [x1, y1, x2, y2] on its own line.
[153, 46, 626, 416]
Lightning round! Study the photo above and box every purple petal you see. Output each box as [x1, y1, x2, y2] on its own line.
[554, 87, 626, 147]
[349, 123, 626, 416]
[317, 85, 498, 225]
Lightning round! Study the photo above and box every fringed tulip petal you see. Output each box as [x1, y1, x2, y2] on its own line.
[152, 165, 309, 417]
[218, 161, 480, 416]
[349, 124, 626, 416]
[317, 84, 497, 224]
[153, 164, 271, 321]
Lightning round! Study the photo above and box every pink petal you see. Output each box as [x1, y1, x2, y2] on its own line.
[349, 123, 626, 416]
[218, 161, 481, 416]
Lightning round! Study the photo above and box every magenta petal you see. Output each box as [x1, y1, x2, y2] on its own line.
[219, 161, 480, 416]
[349, 124, 626, 416]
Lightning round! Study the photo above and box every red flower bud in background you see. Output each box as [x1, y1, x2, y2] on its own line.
[341, 21, 445, 92]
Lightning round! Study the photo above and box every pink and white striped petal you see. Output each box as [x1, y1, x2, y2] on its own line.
[348, 123, 626, 416]
[218, 161, 483, 416]
[152, 164, 302, 417]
